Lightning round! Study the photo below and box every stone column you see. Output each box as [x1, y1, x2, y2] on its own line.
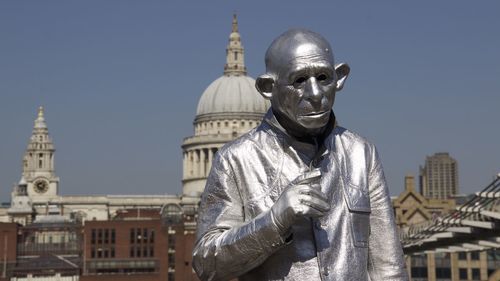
[199, 149, 205, 177]
[182, 152, 187, 179]
[208, 148, 214, 174]
[427, 253, 436, 281]
[188, 150, 194, 177]
[193, 150, 199, 177]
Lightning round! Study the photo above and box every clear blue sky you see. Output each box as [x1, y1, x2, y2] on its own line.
[0, 1, 499, 201]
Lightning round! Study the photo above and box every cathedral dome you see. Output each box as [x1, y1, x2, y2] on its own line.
[195, 75, 269, 121]
[182, 14, 270, 198]
[194, 14, 269, 122]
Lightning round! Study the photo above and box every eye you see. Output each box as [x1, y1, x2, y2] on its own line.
[294, 76, 307, 84]
[317, 73, 328, 81]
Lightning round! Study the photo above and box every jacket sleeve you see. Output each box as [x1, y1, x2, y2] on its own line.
[192, 153, 287, 281]
[367, 145, 409, 281]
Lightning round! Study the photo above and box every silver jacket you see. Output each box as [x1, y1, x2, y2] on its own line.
[193, 110, 408, 281]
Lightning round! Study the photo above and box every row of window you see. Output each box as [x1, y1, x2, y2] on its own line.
[91, 246, 115, 258]
[130, 228, 155, 244]
[459, 268, 481, 280]
[196, 120, 260, 132]
[91, 228, 116, 245]
[168, 228, 176, 272]
[458, 251, 480, 260]
[411, 267, 482, 279]
[130, 245, 155, 258]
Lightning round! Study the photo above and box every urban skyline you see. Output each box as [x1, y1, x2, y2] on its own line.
[1, 1, 499, 201]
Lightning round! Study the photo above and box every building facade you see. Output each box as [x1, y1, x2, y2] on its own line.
[393, 175, 500, 281]
[393, 174, 456, 228]
[419, 152, 459, 199]
[0, 14, 267, 281]
[181, 14, 269, 201]
[0, 208, 198, 281]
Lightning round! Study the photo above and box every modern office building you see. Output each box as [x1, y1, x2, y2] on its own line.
[419, 152, 459, 199]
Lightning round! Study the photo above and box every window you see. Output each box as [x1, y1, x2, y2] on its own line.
[150, 229, 155, 243]
[136, 228, 141, 243]
[435, 267, 451, 278]
[91, 247, 96, 258]
[130, 229, 135, 243]
[471, 251, 480, 260]
[111, 229, 115, 244]
[458, 252, 467, 260]
[459, 268, 467, 280]
[472, 268, 480, 280]
[91, 229, 96, 244]
[411, 267, 427, 278]
[98, 229, 103, 244]
[168, 234, 176, 247]
[168, 253, 176, 265]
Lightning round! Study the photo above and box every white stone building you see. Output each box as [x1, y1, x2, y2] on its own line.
[0, 14, 269, 225]
[181, 14, 269, 202]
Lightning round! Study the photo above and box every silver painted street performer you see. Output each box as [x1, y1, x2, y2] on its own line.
[193, 29, 409, 281]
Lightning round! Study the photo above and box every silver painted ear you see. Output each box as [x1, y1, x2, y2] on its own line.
[335, 63, 350, 91]
[255, 74, 275, 99]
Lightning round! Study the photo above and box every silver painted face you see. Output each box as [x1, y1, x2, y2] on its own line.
[273, 52, 336, 132]
[265, 30, 337, 136]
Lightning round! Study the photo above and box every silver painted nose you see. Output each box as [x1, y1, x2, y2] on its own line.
[304, 77, 322, 102]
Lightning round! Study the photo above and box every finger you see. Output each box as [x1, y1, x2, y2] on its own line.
[292, 169, 322, 185]
[299, 195, 330, 212]
[299, 186, 328, 201]
[311, 183, 321, 190]
[301, 205, 325, 218]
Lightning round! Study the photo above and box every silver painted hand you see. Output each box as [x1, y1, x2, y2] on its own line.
[270, 170, 330, 233]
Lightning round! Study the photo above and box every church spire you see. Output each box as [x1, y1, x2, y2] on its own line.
[24, 106, 55, 176]
[224, 14, 247, 76]
[232, 13, 238, 33]
[35, 106, 47, 129]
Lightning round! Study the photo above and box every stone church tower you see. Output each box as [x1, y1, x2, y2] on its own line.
[181, 15, 270, 199]
[21, 106, 60, 201]
[8, 107, 60, 224]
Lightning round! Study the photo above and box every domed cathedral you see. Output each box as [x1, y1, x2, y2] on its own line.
[181, 14, 270, 199]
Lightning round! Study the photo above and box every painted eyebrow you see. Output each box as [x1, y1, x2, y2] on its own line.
[288, 64, 333, 82]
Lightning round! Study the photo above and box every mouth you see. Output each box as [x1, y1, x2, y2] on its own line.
[299, 110, 330, 118]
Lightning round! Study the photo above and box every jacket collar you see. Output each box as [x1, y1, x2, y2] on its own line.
[262, 109, 336, 168]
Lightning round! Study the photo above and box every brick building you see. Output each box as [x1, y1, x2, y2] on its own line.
[0, 207, 199, 281]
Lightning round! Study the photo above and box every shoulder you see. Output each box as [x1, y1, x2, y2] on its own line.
[332, 126, 381, 177]
[214, 124, 270, 166]
[334, 126, 376, 152]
